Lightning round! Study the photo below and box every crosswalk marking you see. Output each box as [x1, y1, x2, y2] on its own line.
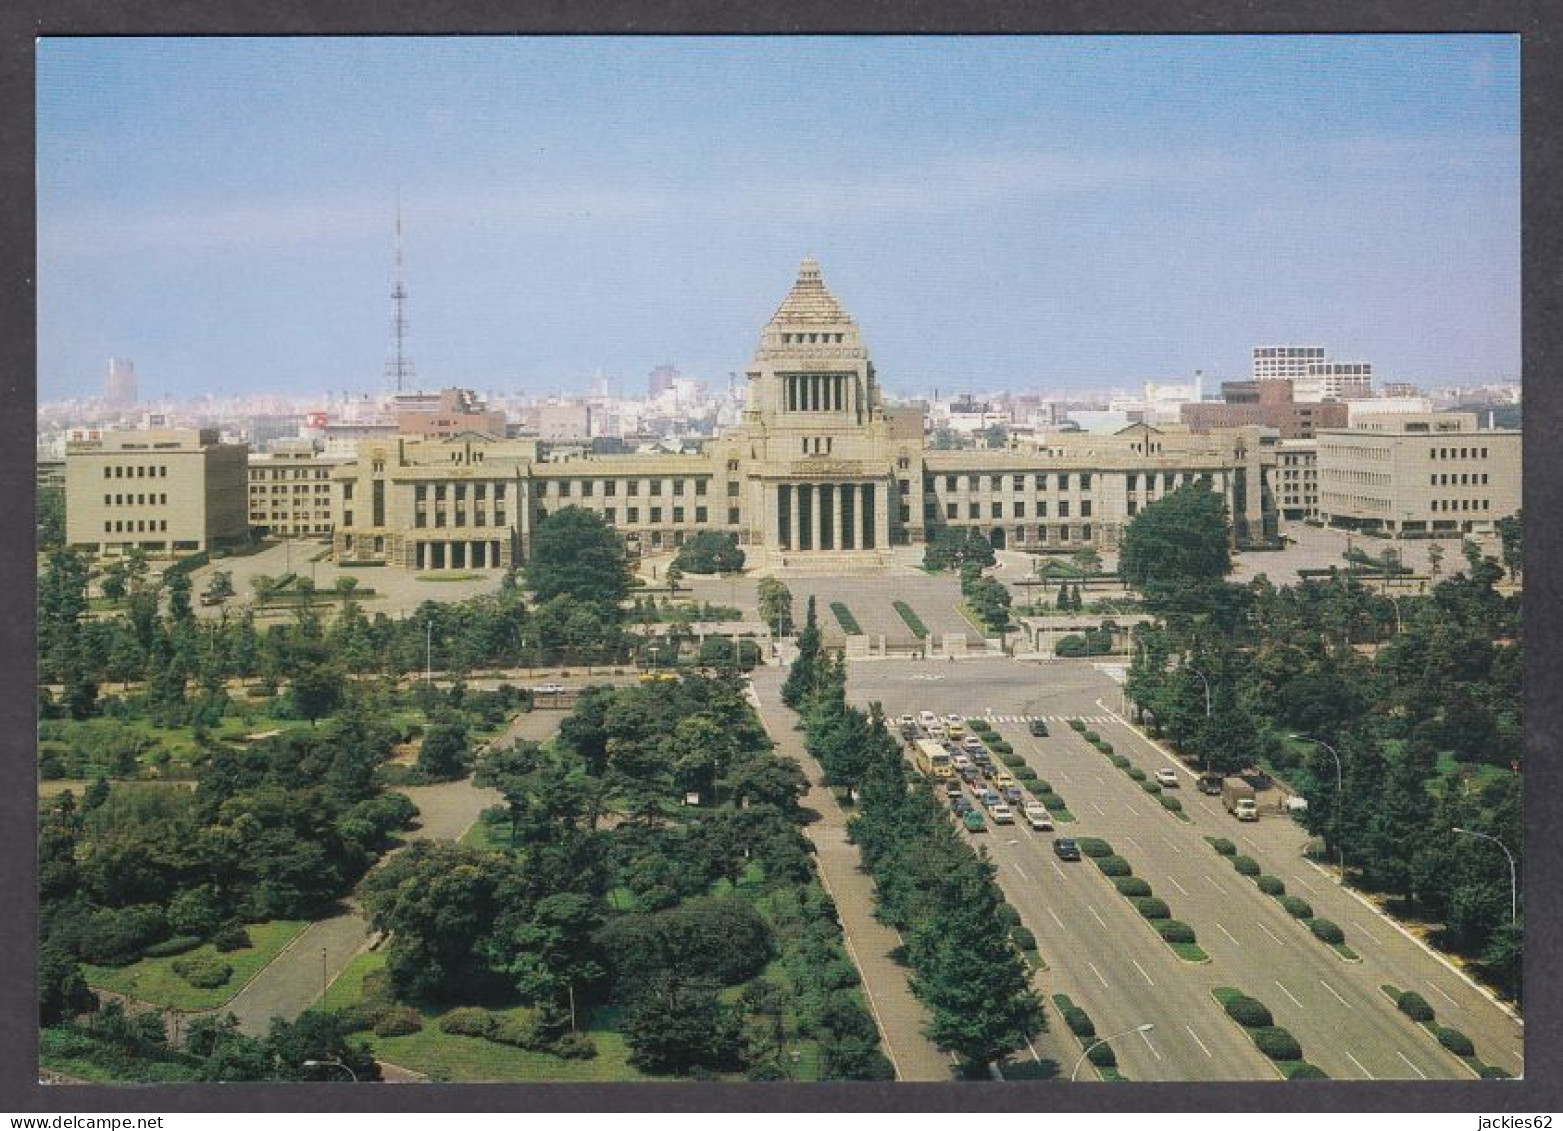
[982, 713, 1116, 724]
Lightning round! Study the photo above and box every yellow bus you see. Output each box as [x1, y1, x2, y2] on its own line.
[913, 738, 955, 779]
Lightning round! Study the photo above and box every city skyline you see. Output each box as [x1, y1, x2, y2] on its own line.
[38, 36, 1520, 402]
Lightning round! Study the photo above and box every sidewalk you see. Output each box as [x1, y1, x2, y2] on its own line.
[748, 673, 952, 1082]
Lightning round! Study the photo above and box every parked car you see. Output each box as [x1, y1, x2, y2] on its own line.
[1028, 719, 1049, 737]
[1023, 802, 1054, 831]
[944, 714, 964, 728]
[1155, 768, 1180, 788]
[958, 764, 979, 782]
[952, 754, 973, 771]
[897, 714, 916, 729]
[1053, 837, 1082, 861]
[979, 788, 1002, 808]
[951, 794, 973, 814]
[947, 722, 967, 740]
[918, 711, 938, 728]
[961, 735, 985, 752]
[944, 779, 964, 798]
[963, 809, 986, 832]
[991, 768, 1016, 788]
[1003, 785, 1025, 804]
[989, 803, 1015, 825]
[535, 682, 567, 694]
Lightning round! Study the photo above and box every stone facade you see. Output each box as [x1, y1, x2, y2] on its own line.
[248, 441, 349, 537]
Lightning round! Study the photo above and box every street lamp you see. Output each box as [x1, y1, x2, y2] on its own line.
[303, 1057, 358, 1082]
[1452, 827, 1518, 924]
[1292, 734, 1344, 882]
[1071, 1023, 1154, 1081]
[1184, 665, 1212, 719]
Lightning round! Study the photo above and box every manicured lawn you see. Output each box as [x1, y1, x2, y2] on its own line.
[829, 601, 862, 635]
[891, 600, 928, 639]
[83, 920, 310, 1011]
[415, 572, 482, 582]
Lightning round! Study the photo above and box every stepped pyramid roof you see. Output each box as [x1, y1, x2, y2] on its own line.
[768, 257, 855, 327]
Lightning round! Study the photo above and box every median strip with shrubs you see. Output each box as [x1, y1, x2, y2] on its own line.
[1210, 987, 1328, 1079]
[891, 600, 928, 639]
[1380, 985, 1511, 1078]
[973, 721, 1075, 821]
[1050, 993, 1126, 1081]
[829, 601, 863, 635]
[1202, 838, 1359, 961]
[1076, 838, 1208, 963]
[1065, 719, 1189, 822]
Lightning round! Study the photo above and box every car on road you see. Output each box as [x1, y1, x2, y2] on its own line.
[962, 809, 986, 833]
[1003, 785, 1025, 804]
[1196, 772, 1223, 795]
[1022, 802, 1054, 831]
[944, 713, 964, 729]
[1052, 837, 1082, 861]
[1028, 719, 1049, 737]
[1155, 768, 1180, 788]
[944, 779, 964, 799]
[952, 753, 973, 770]
[989, 803, 1015, 825]
[961, 736, 985, 752]
[897, 714, 915, 729]
[951, 794, 972, 814]
[534, 682, 567, 695]
[979, 788, 1002, 808]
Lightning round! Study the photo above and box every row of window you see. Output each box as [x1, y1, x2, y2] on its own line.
[1430, 446, 1490, 460]
[780, 332, 846, 344]
[1433, 498, 1492, 513]
[543, 478, 717, 499]
[930, 473, 1096, 493]
[249, 468, 332, 480]
[104, 519, 168, 533]
[1431, 472, 1490, 486]
[409, 509, 508, 529]
[543, 505, 738, 527]
[103, 493, 168, 506]
[930, 500, 1093, 520]
[102, 464, 168, 479]
[250, 485, 330, 495]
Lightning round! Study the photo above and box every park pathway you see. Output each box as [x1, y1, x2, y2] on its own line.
[213, 709, 560, 1036]
[748, 670, 953, 1082]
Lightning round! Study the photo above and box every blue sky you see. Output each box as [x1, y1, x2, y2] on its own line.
[37, 36, 1520, 402]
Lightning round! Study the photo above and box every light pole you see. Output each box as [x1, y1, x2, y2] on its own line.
[303, 1057, 358, 1082]
[1292, 734, 1344, 882]
[1071, 1023, 1154, 1081]
[1185, 664, 1212, 720]
[1452, 827, 1518, 923]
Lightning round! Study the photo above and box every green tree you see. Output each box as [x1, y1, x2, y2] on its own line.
[1119, 485, 1232, 597]
[1495, 511, 1521, 581]
[672, 531, 746, 575]
[37, 486, 66, 548]
[757, 578, 794, 636]
[165, 570, 194, 622]
[474, 739, 543, 846]
[204, 570, 235, 603]
[289, 656, 344, 725]
[38, 945, 97, 1026]
[417, 720, 471, 781]
[621, 977, 745, 1075]
[781, 596, 822, 709]
[528, 506, 631, 605]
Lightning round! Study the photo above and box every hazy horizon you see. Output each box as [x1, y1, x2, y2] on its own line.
[38, 36, 1520, 403]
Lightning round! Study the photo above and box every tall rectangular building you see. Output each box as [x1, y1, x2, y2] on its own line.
[105, 357, 137, 406]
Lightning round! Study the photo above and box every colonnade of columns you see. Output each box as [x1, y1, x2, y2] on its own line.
[413, 538, 506, 570]
[774, 482, 877, 552]
[784, 374, 849, 413]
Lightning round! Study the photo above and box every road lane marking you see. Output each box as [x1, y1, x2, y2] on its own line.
[1396, 1051, 1428, 1079]
[1186, 1026, 1213, 1058]
[1088, 961, 1109, 988]
[1203, 875, 1227, 895]
[1012, 863, 1029, 882]
[1355, 922, 1384, 946]
[1056, 769, 1071, 783]
[1214, 921, 1241, 947]
[1292, 874, 1318, 894]
[1166, 875, 1189, 896]
[1024, 1036, 1042, 1064]
[1273, 980, 1304, 1009]
[1049, 858, 1067, 879]
[1132, 959, 1155, 987]
[1427, 983, 1462, 1012]
[1140, 1028, 1162, 1061]
[1241, 835, 1262, 851]
[1047, 907, 1065, 931]
[1345, 1051, 1375, 1079]
[1123, 835, 1145, 854]
[1160, 835, 1183, 855]
[1257, 922, 1285, 946]
[1089, 801, 1107, 816]
[1320, 980, 1350, 1007]
[1093, 775, 1107, 787]
[1088, 906, 1108, 930]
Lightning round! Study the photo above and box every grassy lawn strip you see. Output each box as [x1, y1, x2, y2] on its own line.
[891, 600, 928, 639]
[1050, 994, 1126, 1081]
[415, 572, 482, 582]
[1210, 987, 1328, 1079]
[1073, 723, 1191, 823]
[83, 920, 310, 1011]
[829, 601, 863, 635]
[1200, 838, 1361, 962]
[1082, 839, 1209, 963]
[1379, 984, 1502, 1078]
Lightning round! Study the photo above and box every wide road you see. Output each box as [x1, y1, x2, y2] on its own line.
[846, 656, 1524, 1081]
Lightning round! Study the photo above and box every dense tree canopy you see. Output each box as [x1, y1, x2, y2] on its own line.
[526, 506, 631, 605]
[1118, 485, 1232, 597]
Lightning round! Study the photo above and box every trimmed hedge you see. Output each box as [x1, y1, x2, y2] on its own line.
[142, 935, 204, 959]
[1210, 838, 1237, 856]
[1097, 742, 1114, 755]
[1034, 792, 1066, 811]
[829, 601, 862, 635]
[1062, 1007, 1095, 1041]
[1159, 796, 1183, 812]
[1096, 855, 1132, 877]
[1032, 778, 1053, 794]
[968, 718, 994, 733]
[1286, 1063, 1329, 1079]
[1232, 855, 1261, 876]
[1252, 1026, 1303, 1062]
[212, 925, 253, 952]
[1013, 767, 1040, 784]
[1067, 719, 1086, 732]
[440, 1008, 498, 1038]
[1224, 995, 1273, 1028]
[1082, 731, 1100, 744]
[990, 741, 1014, 755]
[1435, 1026, 1475, 1057]
[1280, 895, 1314, 919]
[1110, 755, 1132, 770]
[1256, 875, 1286, 896]
[1077, 838, 1115, 858]
[892, 600, 929, 639]
[1480, 1066, 1514, 1079]
[1141, 781, 1163, 795]
[1133, 897, 1171, 920]
[1396, 990, 1435, 1023]
[1087, 1042, 1117, 1068]
[1156, 920, 1196, 944]
[171, 954, 232, 989]
[1309, 919, 1345, 945]
[1001, 753, 1027, 769]
[1127, 767, 1147, 782]
[1113, 877, 1153, 897]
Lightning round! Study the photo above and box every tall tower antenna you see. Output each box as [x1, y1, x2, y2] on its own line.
[385, 193, 415, 394]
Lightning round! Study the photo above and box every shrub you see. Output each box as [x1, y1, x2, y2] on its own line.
[990, 741, 1013, 756]
[373, 1006, 425, 1037]
[551, 1032, 598, 1059]
[1096, 855, 1132, 877]
[1310, 919, 1345, 945]
[1160, 796, 1183, 812]
[1396, 991, 1435, 1023]
[142, 935, 204, 959]
[1082, 731, 1100, 744]
[211, 925, 252, 952]
[1010, 926, 1037, 952]
[1034, 792, 1065, 811]
[1001, 753, 1027, 769]
[1280, 895, 1314, 919]
[1127, 767, 1147, 782]
[1256, 876, 1286, 896]
[1067, 719, 1085, 732]
[1210, 838, 1237, 856]
[490, 1013, 545, 1049]
[1133, 897, 1171, 920]
[1252, 1026, 1303, 1061]
[1286, 1063, 1328, 1079]
[1097, 743, 1114, 755]
[1077, 838, 1114, 858]
[1032, 778, 1053, 794]
[1014, 767, 1040, 783]
[1141, 781, 1162, 795]
[1157, 920, 1195, 944]
[996, 904, 1022, 929]
[1062, 1007, 1095, 1040]
[1113, 877, 1153, 897]
[1435, 1026, 1475, 1057]
[1480, 1066, 1513, 1079]
[1087, 1042, 1117, 1068]
[171, 954, 232, 990]
[332, 1003, 380, 1034]
[1110, 755, 1131, 769]
[969, 719, 993, 733]
[440, 1008, 498, 1038]
[1224, 996, 1274, 1028]
[1232, 855, 1261, 876]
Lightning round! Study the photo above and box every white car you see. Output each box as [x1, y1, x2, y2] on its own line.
[1155, 768, 1180, 788]
[944, 714, 965, 728]
[897, 714, 916, 729]
[928, 724, 946, 740]
[961, 735, 985, 752]
[918, 710, 938, 729]
[534, 683, 566, 695]
[989, 803, 1015, 825]
[1022, 802, 1054, 831]
[952, 754, 973, 771]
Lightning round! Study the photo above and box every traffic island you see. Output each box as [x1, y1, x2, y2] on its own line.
[1202, 839, 1361, 962]
[1380, 985, 1509, 1078]
[1078, 838, 1210, 963]
[1050, 994, 1126, 1081]
[1210, 987, 1329, 1080]
[1065, 719, 1191, 822]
